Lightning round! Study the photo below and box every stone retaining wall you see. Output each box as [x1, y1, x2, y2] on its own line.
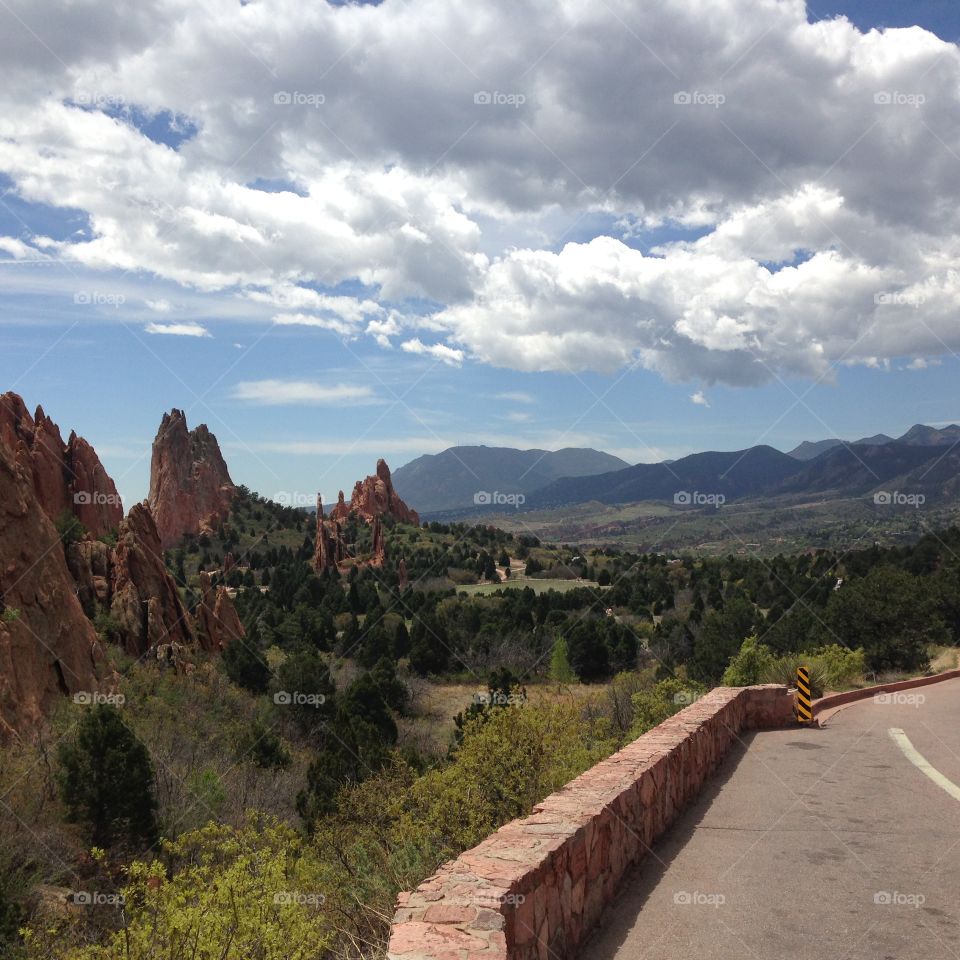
[387, 684, 795, 960]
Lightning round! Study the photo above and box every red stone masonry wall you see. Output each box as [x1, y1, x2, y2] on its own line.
[387, 684, 795, 960]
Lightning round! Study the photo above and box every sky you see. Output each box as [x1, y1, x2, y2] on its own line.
[2, 0, 960, 509]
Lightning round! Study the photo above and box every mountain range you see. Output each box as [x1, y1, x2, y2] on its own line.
[397, 425, 960, 517]
[391, 445, 629, 514]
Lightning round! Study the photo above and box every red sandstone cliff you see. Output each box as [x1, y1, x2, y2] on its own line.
[0, 392, 123, 538]
[313, 495, 347, 574]
[148, 409, 235, 549]
[196, 571, 245, 652]
[329, 459, 419, 525]
[110, 503, 197, 656]
[0, 437, 103, 738]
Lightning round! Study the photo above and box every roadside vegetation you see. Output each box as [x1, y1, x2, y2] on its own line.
[4, 490, 960, 957]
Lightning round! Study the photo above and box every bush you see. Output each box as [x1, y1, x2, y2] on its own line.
[23, 818, 334, 960]
[399, 702, 615, 858]
[629, 677, 706, 738]
[54, 510, 86, 547]
[721, 635, 776, 686]
[812, 644, 866, 688]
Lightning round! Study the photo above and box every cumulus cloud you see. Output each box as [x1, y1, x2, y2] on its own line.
[230, 379, 377, 405]
[690, 391, 710, 407]
[1, 0, 960, 385]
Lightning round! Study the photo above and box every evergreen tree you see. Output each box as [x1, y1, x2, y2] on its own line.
[274, 646, 336, 731]
[57, 704, 157, 848]
[222, 622, 271, 693]
[393, 620, 411, 659]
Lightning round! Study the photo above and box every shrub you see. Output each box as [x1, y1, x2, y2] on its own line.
[629, 677, 706, 738]
[721, 635, 776, 686]
[54, 510, 86, 547]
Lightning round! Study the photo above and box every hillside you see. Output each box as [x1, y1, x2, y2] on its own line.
[526, 445, 803, 509]
[391, 445, 629, 513]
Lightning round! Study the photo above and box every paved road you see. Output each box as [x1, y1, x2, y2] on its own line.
[584, 678, 960, 960]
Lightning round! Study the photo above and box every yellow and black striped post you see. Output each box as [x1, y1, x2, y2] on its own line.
[796, 665, 813, 724]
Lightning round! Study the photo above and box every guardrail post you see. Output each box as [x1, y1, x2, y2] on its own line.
[796, 665, 813, 724]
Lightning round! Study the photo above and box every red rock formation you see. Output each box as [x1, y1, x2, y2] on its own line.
[329, 459, 419, 526]
[148, 409, 235, 549]
[313, 495, 347, 574]
[370, 515, 385, 567]
[27, 405, 71, 521]
[0, 392, 122, 537]
[398, 557, 409, 591]
[196, 571, 245, 652]
[67, 432, 123, 536]
[0, 436, 103, 738]
[111, 502, 196, 656]
[66, 540, 114, 617]
[329, 490, 350, 523]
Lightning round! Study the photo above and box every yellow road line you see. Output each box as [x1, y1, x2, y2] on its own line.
[888, 727, 960, 803]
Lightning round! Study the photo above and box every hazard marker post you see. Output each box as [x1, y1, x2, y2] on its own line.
[796, 665, 813, 724]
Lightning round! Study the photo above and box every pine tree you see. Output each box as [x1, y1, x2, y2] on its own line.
[57, 704, 157, 848]
[222, 621, 271, 693]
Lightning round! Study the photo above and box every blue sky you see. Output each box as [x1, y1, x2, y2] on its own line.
[2, 0, 960, 510]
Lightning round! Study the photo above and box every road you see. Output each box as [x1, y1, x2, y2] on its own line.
[583, 678, 960, 960]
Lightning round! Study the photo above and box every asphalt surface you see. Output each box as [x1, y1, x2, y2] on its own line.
[583, 678, 960, 960]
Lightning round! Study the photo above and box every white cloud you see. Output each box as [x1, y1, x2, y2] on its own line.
[0, 236, 42, 260]
[230, 379, 377, 405]
[0, 0, 960, 386]
[690, 390, 710, 407]
[145, 298, 172, 313]
[495, 391, 537, 404]
[144, 321, 210, 337]
[272, 312, 356, 338]
[401, 338, 464, 366]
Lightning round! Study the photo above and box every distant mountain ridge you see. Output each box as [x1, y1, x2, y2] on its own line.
[786, 424, 959, 460]
[525, 445, 800, 510]
[508, 423, 960, 515]
[392, 445, 629, 514]
[395, 425, 960, 517]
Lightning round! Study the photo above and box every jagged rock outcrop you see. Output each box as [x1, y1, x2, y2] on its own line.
[370, 515, 385, 567]
[110, 503, 196, 656]
[329, 459, 419, 525]
[66, 540, 114, 617]
[329, 490, 351, 523]
[313, 495, 347, 574]
[0, 392, 122, 537]
[148, 409, 236, 549]
[0, 437, 103, 739]
[398, 557, 409, 591]
[196, 571, 245, 652]
[67, 432, 124, 535]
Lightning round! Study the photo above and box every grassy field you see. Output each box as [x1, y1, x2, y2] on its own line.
[488, 495, 960, 557]
[457, 577, 600, 596]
